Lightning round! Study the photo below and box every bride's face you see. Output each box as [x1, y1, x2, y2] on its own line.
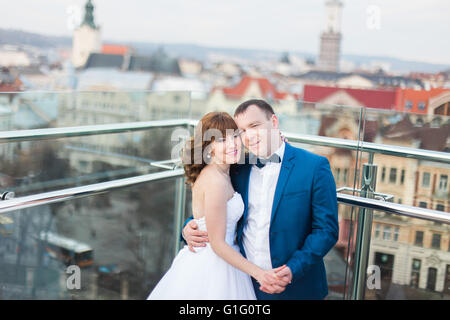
[210, 130, 242, 165]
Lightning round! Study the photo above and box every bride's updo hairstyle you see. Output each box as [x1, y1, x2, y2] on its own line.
[182, 112, 238, 186]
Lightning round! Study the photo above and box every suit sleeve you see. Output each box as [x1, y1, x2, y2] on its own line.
[180, 216, 194, 245]
[286, 156, 339, 282]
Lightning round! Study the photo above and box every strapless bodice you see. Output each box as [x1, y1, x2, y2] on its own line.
[194, 192, 244, 247]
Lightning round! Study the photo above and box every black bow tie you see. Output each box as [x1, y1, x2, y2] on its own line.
[253, 154, 281, 168]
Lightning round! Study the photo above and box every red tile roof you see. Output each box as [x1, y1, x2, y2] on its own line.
[395, 88, 450, 114]
[0, 83, 21, 92]
[215, 76, 293, 100]
[303, 85, 397, 109]
[101, 44, 131, 56]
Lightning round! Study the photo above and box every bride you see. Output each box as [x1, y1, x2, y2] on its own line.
[147, 111, 285, 300]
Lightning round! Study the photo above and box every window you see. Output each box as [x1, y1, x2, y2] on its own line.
[431, 234, 441, 250]
[419, 202, 427, 208]
[400, 169, 405, 185]
[410, 259, 421, 288]
[383, 226, 392, 240]
[398, 198, 402, 204]
[415, 231, 424, 247]
[431, 117, 442, 128]
[389, 168, 397, 183]
[375, 224, 381, 239]
[343, 168, 348, 184]
[78, 160, 88, 170]
[439, 175, 448, 191]
[405, 100, 413, 110]
[415, 117, 424, 127]
[422, 172, 430, 188]
[394, 227, 399, 242]
[336, 168, 341, 182]
[436, 204, 445, 211]
[381, 167, 386, 182]
[418, 102, 426, 110]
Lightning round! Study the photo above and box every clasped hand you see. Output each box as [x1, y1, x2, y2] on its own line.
[183, 220, 293, 294]
[256, 265, 293, 294]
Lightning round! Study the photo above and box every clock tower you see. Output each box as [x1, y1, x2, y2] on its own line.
[317, 0, 343, 72]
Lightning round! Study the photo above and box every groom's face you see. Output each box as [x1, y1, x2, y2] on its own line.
[234, 105, 280, 157]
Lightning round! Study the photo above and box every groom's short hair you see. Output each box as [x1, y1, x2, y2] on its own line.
[234, 99, 275, 120]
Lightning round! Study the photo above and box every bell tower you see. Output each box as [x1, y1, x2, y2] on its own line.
[317, 0, 343, 72]
[72, 0, 102, 68]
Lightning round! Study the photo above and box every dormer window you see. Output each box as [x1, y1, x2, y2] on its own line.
[405, 101, 413, 110]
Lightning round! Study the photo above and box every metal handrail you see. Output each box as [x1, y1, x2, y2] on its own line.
[0, 169, 184, 214]
[1, 168, 449, 224]
[1, 118, 448, 164]
[337, 193, 450, 224]
[0, 119, 448, 222]
[0, 119, 191, 143]
[285, 132, 450, 164]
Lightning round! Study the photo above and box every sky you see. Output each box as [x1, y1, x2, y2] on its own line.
[1, 0, 450, 65]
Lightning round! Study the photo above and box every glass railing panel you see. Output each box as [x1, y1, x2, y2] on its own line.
[0, 90, 192, 131]
[0, 178, 180, 300]
[0, 127, 185, 197]
[365, 214, 450, 300]
[358, 151, 449, 299]
[361, 106, 449, 153]
[8, 90, 447, 300]
[346, 104, 450, 299]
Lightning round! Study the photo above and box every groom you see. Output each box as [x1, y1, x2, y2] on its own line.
[182, 99, 339, 300]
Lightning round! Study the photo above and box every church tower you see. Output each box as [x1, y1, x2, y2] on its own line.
[72, 0, 101, 68]
[317, 0, 343, 72]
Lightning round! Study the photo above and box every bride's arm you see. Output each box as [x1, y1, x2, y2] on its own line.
[204, 178, 280, 286]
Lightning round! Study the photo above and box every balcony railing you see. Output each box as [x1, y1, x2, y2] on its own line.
[1, 87, 449, 300]
[1, 117, 449, 300]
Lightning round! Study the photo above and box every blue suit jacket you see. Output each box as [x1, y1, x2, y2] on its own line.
[183, 142, 339, 300]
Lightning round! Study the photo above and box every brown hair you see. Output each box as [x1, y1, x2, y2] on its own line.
[234, 99, 275, 119]
[182, 112, 238, 186]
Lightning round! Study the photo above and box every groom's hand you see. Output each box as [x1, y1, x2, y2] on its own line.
[259, 265, 291, 294]
[183, 220, 209, 253]
[274, 265, 292, 286]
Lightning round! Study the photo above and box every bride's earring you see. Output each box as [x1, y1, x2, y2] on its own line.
[206, 153, 211, 159]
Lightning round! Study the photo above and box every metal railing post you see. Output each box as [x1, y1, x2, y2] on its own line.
[352, 154, 377, 300]
[173, 177, 186, 257]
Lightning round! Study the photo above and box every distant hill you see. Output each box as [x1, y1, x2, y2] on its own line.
[1, 28, 449, 74]
[0, 28, 72, 48]
[128, 41, 450, 74]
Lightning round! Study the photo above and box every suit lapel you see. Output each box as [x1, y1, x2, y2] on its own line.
[233, 162, 250, 251]
[240, 164, 251, 222]
[270, 143, 296, 223]
[231, 161, 251, 222]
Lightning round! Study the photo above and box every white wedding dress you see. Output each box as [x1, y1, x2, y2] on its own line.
[147, 191, 256, 300]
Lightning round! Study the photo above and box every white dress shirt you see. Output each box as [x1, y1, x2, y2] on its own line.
[242, 141, 285, 270]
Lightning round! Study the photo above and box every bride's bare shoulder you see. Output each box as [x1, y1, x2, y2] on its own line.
[195, 166, 227, 189]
